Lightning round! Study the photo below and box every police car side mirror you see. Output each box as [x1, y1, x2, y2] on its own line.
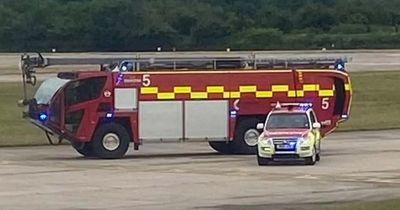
[256, 123, 264, 130]
[312, 122, 321, 129]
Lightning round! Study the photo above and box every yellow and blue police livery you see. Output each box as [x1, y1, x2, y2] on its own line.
[256, 103, 322, 165]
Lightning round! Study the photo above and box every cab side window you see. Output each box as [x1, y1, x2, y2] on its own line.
[65, 77, 107, 106]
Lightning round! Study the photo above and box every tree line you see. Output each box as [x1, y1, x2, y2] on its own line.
[1, 0, 400, 52]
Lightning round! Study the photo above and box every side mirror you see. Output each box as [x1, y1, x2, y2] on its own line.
[312, 122, 321, 129]
[256, 123, 264, 130]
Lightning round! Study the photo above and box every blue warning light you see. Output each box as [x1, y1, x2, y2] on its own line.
[39, 113, 48, 122]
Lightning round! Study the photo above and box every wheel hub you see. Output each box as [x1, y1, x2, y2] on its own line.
[244, 129, 260, 146]
[102, 133, 120, 151]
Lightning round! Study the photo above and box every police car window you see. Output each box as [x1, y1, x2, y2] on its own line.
[267, 113, 310, 129]
[65, 77, 107, 106]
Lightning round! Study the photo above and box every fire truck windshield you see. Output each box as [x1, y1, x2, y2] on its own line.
[266, 113, 310, 129]
[34, 78, 70, 104]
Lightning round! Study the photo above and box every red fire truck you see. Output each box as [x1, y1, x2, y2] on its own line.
[18, 53, 352, 159]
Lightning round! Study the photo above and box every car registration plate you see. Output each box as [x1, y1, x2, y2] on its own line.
[277, 144, 294, 149]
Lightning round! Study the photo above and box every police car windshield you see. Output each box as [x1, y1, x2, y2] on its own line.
[266, 113, 310, 129]
[34, 77, 70, 104]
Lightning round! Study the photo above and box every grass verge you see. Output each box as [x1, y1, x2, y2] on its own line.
[0, 71, 399, 146]
[338, 71, 400, 131]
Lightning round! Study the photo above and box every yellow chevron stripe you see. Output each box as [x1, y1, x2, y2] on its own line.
[256, 91, 273, 98]
[239, 85, 257, 93]
[191, 92, 208, 99]
[319, 90, 334, 97]
[230, 92, 241, 98]
[272, 85, 289, 92]
[141, 87, 158, 94]
[141, 83, 347, 99]
[303, 84, 319, 91]
[157, 92, 175, 99]
[174, 86, 191, 93]
[207, 86, 224, 93]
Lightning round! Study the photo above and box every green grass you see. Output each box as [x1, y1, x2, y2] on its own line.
[318, 199, 400, 210]
[0, 82, 47, 146]
[339, 71, 400, 131]
[0, 71, 399, 146]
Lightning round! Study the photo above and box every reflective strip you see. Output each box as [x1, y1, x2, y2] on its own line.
[319, 90, 334, 97]
[207, 86, 224, 93]
[240, 85, 257, 93]
[272, 85, 289, 92]
[345, 84, 352, 91]
[174, 86, 191, 93]
[288, 90, 305, 97]
[230, 92, 241, 99]
[256, 91, 273, 98]
[191, 92, 208, 99]
[157, 93, 175, 99]
[303, 84, 319, 91]
[141, 87, 158, 94]
[141, 83, 349, 100]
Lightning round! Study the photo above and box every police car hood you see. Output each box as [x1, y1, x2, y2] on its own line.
[264, 129, 309, 138]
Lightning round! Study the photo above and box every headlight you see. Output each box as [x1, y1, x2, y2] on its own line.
[299, 137, 311, 145]
[259, 137, 273, 145]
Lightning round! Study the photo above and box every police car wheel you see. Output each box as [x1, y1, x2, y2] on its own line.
[304, 146, 317, 165]
[232, 118, 262, 154]
[72, 141, 94, 157]
[257, 148, 271, 166]
[91, 123, 130, 159]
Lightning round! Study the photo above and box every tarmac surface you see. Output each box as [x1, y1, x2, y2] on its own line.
[0, 130, 399, 210]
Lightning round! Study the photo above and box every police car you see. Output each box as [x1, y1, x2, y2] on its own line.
[256, 102, 322, 165]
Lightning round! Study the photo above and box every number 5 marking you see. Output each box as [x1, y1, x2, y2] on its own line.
[142, 74, 151, 86]
[322, 98, 329, 110]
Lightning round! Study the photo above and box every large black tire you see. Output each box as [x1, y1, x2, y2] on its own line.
[231, 118, 263, 154]
[91, 123, 130, 159]
[72, 141, 94, 157]
[208, 141, 232, 154]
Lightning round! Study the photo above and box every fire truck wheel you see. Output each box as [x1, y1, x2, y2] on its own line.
[208, 141, 233, 154]
[91, 123, 130, 159]
[232, 118, 262, 154]
[72, 141, 94, 157]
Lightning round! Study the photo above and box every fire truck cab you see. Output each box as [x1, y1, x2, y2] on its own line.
[256, 102, 322, 165]
[18, 53, 352, 159]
